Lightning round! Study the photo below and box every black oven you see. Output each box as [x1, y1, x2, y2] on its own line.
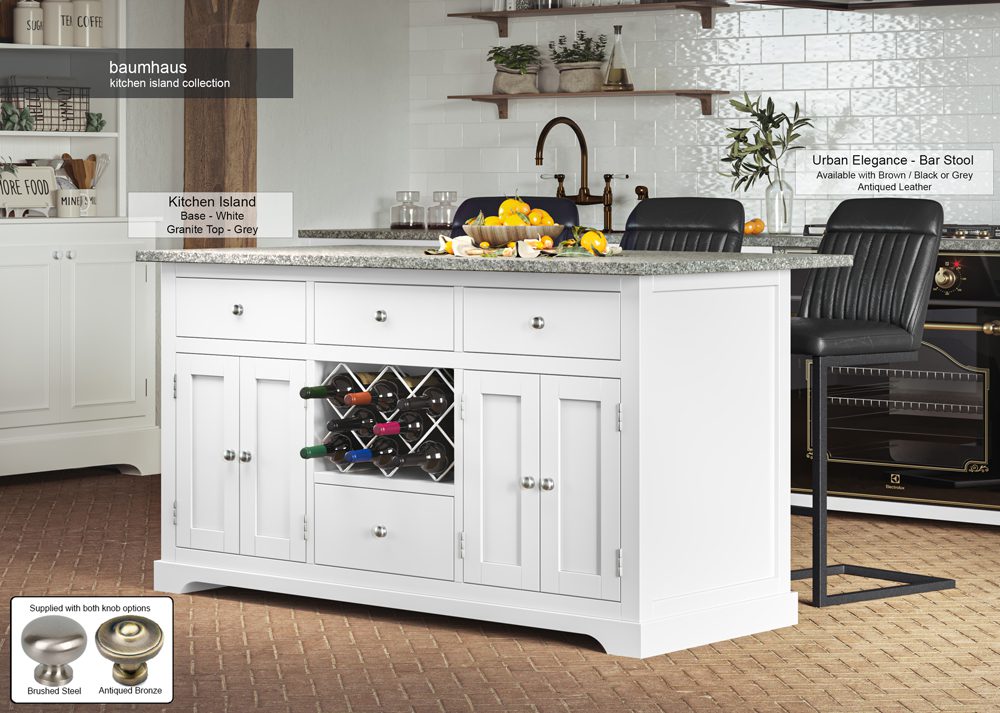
[791, 252, 1000, 515]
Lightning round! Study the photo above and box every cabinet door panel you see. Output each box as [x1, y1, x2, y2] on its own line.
[463, 371, 540, 591]
[239, 358, 306, 562]
[0, 247, 60, 429]
[62, 245, 150, 422]
[540, 376, 621, 601]
[176, 354, 240, 554]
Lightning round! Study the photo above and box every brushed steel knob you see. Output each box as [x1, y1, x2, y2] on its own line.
[240, 451, 252, 463]
[521, 476, 536, 490]
[374, 310, 388, 323]
[540, 478, 556, 491]
[21, 616, 87, 687]
[95, 616, 163, 686]
[52, 251, 62, 260]
[223, 449, 236, 461]
[232, 304, 244, 316]
[372, 525, 388, 538]
[531, 316, 545, 330]
[65, 250, 75, 260]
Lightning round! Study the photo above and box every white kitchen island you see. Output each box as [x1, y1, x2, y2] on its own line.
[138, 245, 850, 659]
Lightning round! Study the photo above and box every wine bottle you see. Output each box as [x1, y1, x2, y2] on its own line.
[397, 385, 451, 416]
[375, 440, 451, 476]
[325, 407, 380, 440]
[371, 411, 430, 443]
[299, 372, 377, 400]
[343, 375, 416, 411]
[300, 434, 354, 462]
[342, 436, 404, 464]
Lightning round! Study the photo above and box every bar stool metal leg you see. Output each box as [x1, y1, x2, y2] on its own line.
[791, 356, 957, 607]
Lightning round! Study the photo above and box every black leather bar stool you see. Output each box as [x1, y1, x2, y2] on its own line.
[620, 197, 744, 252]
[450, 197, 579, 240]
[792, 197, 956, 607]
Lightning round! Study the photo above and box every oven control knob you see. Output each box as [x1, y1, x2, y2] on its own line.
[935, 267, 958, 290]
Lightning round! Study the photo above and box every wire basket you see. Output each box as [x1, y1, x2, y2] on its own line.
[1, 85, 90, 132]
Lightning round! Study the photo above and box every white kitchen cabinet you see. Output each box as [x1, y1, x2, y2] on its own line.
[176, 354, 306, 562]
[463, 371, 620, 601]
[0, 233, 158, 477]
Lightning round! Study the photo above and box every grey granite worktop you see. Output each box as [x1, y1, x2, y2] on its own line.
[137, 245, 851, 276]
[300, 229, 1000, 253]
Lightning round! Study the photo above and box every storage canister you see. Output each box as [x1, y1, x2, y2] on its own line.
[42, 0, 72, 45]
[13, 0, 43, 45]
[71, 0, 100, 47]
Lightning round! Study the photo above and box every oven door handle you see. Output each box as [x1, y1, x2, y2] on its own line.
[924, 321, 1000, 336]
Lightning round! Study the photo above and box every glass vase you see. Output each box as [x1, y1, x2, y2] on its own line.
[765, 179, 793, 235]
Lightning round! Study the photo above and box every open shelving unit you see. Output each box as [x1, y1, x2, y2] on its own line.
[740, 0, 1000, 9]
[448, 88, 728, 118]
[448, 0, 730, 35]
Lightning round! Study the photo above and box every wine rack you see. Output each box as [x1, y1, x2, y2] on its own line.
[311, 362, 455, 482]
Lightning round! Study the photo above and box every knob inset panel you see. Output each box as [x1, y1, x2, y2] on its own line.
[95, 616, 164, 686]
[21, 615, 87, 687]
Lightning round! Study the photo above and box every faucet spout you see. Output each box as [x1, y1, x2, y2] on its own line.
[535, 117, 590, 195]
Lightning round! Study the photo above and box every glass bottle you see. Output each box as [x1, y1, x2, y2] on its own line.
[603, 25, 634, 92]
[390, 191, 425, 230]
[427, 191, 458, 231]
[765, 179, 794, 235]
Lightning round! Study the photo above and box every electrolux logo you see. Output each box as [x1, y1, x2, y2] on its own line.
[887, 473, 905, 491]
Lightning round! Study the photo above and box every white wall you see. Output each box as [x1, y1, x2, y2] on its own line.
[411, 1, 1000, 230]
[257, 0, 411, 235]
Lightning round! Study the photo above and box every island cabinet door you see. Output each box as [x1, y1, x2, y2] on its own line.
[463, 371, 541, 592]
[238, 358, 307, 562]
[175, 354, 241, 554]
[539, 376, 621, 602]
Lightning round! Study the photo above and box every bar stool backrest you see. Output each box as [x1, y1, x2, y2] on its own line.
[620, 197, 744, 252]
[799, 198, 944, 349]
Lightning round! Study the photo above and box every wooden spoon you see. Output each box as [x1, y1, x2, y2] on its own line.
[62, 153, 78, 188]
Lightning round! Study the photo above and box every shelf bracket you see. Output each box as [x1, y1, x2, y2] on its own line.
[677, 91, 715, 116]
[678, 4, 714, 29]
[472, 96, 509, 120]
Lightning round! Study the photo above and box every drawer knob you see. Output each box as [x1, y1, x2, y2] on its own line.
[521, 476, 536, 490]
[21, 615, 87, 687]
[223, 450, 236, 462]
[240, 451, 252, 463]
[541, 478, 556, 492]
[531, 316, 545, 330]
[52, 251, 62, 260]
[95, 616, 164, 687]
[372, 525, 388, 538]
[232, 304, 244, 316]
[374, 310, 388, 323]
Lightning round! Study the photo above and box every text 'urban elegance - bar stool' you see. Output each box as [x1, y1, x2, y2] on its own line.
[792, 198, 956, 607]
[620, 197, 745, 252]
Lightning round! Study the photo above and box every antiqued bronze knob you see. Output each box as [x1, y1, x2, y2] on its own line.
[95, 616, 163, 686]
[21, 615, 87, 687]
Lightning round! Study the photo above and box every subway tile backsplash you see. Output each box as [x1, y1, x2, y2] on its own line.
[410, 1, 1000, 229]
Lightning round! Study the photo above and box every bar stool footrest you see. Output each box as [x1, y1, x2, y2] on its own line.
[791, 564, 955, 606]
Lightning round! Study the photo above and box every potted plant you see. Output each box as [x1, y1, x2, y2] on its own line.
[723, 93, 812, 234]
[486, 44, 542, 95]
[549, 31, 607, 93]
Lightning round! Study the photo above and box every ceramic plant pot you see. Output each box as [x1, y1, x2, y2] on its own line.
[492, 64, 540, 95]
[556, 61, 603, 93]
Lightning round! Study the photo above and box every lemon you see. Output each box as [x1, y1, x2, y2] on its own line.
[503, 212, 528, 227]
[499, 198, 523, 218]
[484, 215, 502, 226]
[580, 230, 608, 256]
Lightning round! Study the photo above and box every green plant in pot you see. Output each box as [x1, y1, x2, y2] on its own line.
[487, 44, 542, 95]
[722, 93, 812, 234]
[1, 102, 35, 131]
[549, 31, 607, 93]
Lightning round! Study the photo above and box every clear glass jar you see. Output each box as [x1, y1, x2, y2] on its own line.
[390, 191, 426, 230]
[427, 191, 458, 231]
[603, 25, 634, 91]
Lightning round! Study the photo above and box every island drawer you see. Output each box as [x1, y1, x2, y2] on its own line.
[314, 485, 454, 581]
[175, 278, 306, 343]
[314, 282, 454, 351]
[464, 288, 620, 360]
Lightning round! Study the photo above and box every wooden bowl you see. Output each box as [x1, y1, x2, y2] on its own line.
[463, 224, 564, 247]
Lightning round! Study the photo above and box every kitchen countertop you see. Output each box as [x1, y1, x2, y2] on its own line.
[137, 245, 851, 276]
[299, 229, 1000, 253]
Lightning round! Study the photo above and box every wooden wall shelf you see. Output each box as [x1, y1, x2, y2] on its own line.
[741, 0, 1000, 10]
[447, 89, 728, 118]
[448, 0, 729, 36]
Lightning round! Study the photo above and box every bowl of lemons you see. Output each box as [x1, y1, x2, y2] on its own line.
[463, 197, 564, 247]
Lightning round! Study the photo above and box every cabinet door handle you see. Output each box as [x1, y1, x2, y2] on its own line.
[540, 478, 555, 491]
[521, 476, 536, 490]
[531, 316, 545, 330]
[372, 525, 388, 538]
[52, 251, 62, 260]
[232, 304, 244, 316]
[223, 450, 236, 462]
[65, 250, 75, 260]
[239, 451, 252, 463]
[374, 310, 388, 323]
